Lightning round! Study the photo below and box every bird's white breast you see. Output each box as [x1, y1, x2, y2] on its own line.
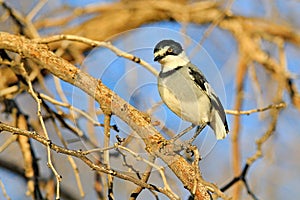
[158, 68, 211, 125]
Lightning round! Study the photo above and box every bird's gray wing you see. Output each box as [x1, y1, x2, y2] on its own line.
[187, 63, 229, 132]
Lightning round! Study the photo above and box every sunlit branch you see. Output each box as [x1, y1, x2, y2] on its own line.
[225, 102, 286, 115]
[34, 35, 159, 77]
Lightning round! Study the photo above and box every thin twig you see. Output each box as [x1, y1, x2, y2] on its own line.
[65, 155, 85, 197]
[53, 76, 69, 104]
[190, 147, 230, 200]
[0, 135, 18, 153]
[248, 63, 264, 118]
[0, 122, 178, 200]
[146, 101, 178, 138]
[19, 63, 62, 199]
[0, 0, 39, 38]
[225, 102, 286, 115]
[26, 0, 48, 21]
[190, 0, 235, 59]
[49, 117, 85, 197]
[40, 93, 116, 129]
[94, 168, 104, 199]
[246, 106, 281, 166]
[83, 146, 115, 155]
[33, 34, 159, 77]
[222, 101, 283, 199]
[0, 179, 11, 200]
[220, 163, 258, 200]
[103, 114, 115, 200]
[129, 155, 156, 199]
[51, 39, 83, 141]
[0, 85, 20, 97]
[117, 145, 142, 176]
[115, 144, 179, 200]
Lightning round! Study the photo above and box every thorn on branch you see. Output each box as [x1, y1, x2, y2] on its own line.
[116, 135, 125, 144]
[287, 78, 295, 97]
[111, 124, 119, 132]
[47, 139, 52, 147]
[131, 56, 141, 63]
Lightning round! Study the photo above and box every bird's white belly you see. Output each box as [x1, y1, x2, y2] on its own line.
[158, 84, 211, 125]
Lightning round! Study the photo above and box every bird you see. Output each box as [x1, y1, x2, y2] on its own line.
[153, 39, 229, 140]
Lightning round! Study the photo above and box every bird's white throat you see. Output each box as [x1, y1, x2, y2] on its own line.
[160, 52, 190, 73]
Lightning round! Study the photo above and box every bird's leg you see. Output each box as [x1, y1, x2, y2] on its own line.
[186, 123, 206, 145]
[170, 124, 196, 143]
[181, 124, 207, 156]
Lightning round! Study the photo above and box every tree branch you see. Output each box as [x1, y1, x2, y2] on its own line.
[0, 32, 210, 200]
[0, 121, 178, 199]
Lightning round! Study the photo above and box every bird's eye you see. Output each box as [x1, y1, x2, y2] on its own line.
[167, 48, 173, 53]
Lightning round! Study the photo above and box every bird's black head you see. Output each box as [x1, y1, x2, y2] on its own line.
[153, 40, 183, 62]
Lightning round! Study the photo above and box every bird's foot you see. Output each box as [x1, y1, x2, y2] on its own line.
[161, 139, 195, 155]
[174, 140, 202, 159]
[184, 142, 197, 157]
[159, 139, 186, 154]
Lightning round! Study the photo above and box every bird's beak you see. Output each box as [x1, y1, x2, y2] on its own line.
[154, 51, 161, 62]
[154, 55, 162, 62]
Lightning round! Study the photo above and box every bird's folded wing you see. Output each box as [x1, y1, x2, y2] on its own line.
[188, 63, 228, 131]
